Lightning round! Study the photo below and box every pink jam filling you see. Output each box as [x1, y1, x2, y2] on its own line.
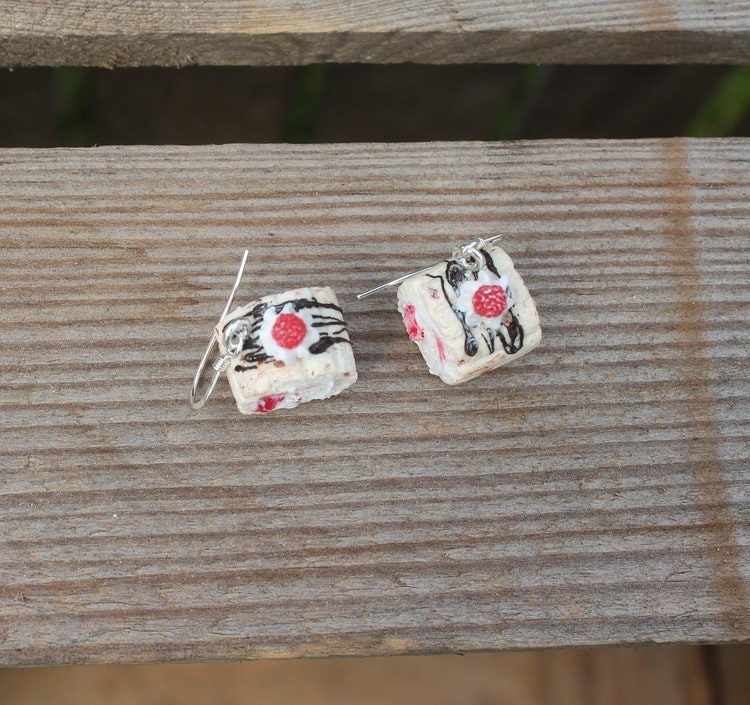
[435, 334, 447, 362]
[256, 393, 286, 413]
[403, 303, 425, 341]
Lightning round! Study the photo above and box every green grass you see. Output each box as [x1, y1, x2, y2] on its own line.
[687, 65, 750, 137]
[488, 64, 554, 141]
[283, 64, 330, 143]
[48, 64, 749, 147]
[53, 67, 95, 146]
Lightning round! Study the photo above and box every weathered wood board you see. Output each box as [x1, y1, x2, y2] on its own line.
[0, 139, 748, 666]
[1, 1, 749, 66]
[0, 646, 718, 705]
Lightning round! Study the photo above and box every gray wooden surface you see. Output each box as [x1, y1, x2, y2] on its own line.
[1, 1, 750, 66]
[0, 139, 748, 666]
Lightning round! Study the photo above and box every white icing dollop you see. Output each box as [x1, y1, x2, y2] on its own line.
[454, 268, 513, 327]
[258, 302, 320, 365]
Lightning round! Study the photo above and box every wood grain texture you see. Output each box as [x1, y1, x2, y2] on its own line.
[712, 644, 750, 705]
[1, 1, 750, 66]
[0, 139, 748, 666]
[0, 647, 716, 705]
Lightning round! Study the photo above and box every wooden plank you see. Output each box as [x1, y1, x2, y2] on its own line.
[0, 139, 748, 666]
[0, 646, 715, 705]
[1, 1, 750, 66]
[711, 644, 750, 705]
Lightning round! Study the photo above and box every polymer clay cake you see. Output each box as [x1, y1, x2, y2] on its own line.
[396, 243, 541, 384]
[215, 286, 357, 414]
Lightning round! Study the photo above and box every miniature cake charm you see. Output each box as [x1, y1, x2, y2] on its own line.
[358, 236, 541, 384]
[191, 250, 357, 414]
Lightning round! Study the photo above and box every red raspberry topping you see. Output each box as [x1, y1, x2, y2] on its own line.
[256, 393, 286, 413]
[471, 284, 508, 319]
[403, 304, 424, 342]
[271, 313, 307, 349]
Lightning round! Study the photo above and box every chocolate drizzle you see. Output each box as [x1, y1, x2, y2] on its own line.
[498, 309, 524, 354]
[429, 248, 525, 358]
[227, 296, 351, 372]
[308, 336, 351, 354]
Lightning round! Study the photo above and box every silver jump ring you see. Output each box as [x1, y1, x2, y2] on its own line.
[453, 238, 486, 272]
[223, 318, 251, 356]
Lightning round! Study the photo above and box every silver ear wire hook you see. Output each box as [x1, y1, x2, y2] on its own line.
[190, 250, 250, 409]
[357, 234, 504, 299]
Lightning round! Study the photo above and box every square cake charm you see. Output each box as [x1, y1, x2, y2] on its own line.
[216, 287, 357, 414]
[396, 244, 541, 384]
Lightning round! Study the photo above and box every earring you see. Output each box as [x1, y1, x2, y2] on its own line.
[191, 250, 357, 414]
[358, 236, 541, 385]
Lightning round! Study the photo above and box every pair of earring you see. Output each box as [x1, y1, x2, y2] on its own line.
[190, 236, 542, 415]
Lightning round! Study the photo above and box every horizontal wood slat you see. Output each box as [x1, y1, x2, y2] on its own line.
[1, 1, 749, 66]
[0, 139, 748, 666]
[0, 646, 719, 705]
